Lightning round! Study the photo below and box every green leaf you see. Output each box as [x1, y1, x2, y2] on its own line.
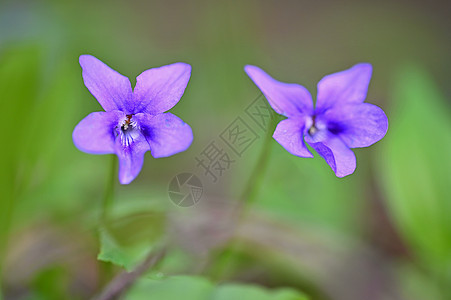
[97, 200, 166, 271]
[97, 224, 163, 271]
[125, 275, 308, 300]
[126, 276, 213, 300]
[97, 227, 135, 270]
[212, 284, 308, 300]
[379, 65, 451, 276]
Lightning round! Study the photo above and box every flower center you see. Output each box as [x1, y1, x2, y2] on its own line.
[121, 114, 133, 131]
[307, 115, 318, 136]
[305, 115, 328, 143]
[118, 114, 139, 148]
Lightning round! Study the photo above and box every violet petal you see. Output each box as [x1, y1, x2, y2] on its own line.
[133, 63, 191, 115]
[115, 129, 150, 185]
[306, 135, 356, 177]
[79, 55, 133, 113]
[134, 112, 193, 158]
[273, 118, 313, 158]
[324, 103, 388, 148]
[72, 111, 123, 154]
[316, 63, 372, 113]
[244, 65, 314, 117]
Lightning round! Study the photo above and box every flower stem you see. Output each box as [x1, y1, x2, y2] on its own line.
[101, 155, 117, 225]
[239, 116, 277, 206]
[98, 155, 117, 287]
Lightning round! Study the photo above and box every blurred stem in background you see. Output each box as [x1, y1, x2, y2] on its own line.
[239, 115, 280, 207]
[208, 113, 280, 281]
[94, 247, 167, 300]
[102, 155, 118, 225]
[94, 154, 168, 299]
[98, 155, 118, 288]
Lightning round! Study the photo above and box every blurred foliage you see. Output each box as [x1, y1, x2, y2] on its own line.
[125, 276, 308, 300]
[98, 198, 167, 271]
[256, 142, 365, 234]
[0, 0, 450, 299]
[379, 65, 451, 296]
[0, 45, 41, 251]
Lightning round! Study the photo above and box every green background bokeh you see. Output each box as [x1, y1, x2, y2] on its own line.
[0, 0, 450, 299]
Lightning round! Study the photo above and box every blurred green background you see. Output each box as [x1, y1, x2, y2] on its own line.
[1, 0, 450, 299]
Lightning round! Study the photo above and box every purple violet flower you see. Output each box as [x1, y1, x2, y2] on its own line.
[73, 55, 193, 184]
[245, 63, 388, 177]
